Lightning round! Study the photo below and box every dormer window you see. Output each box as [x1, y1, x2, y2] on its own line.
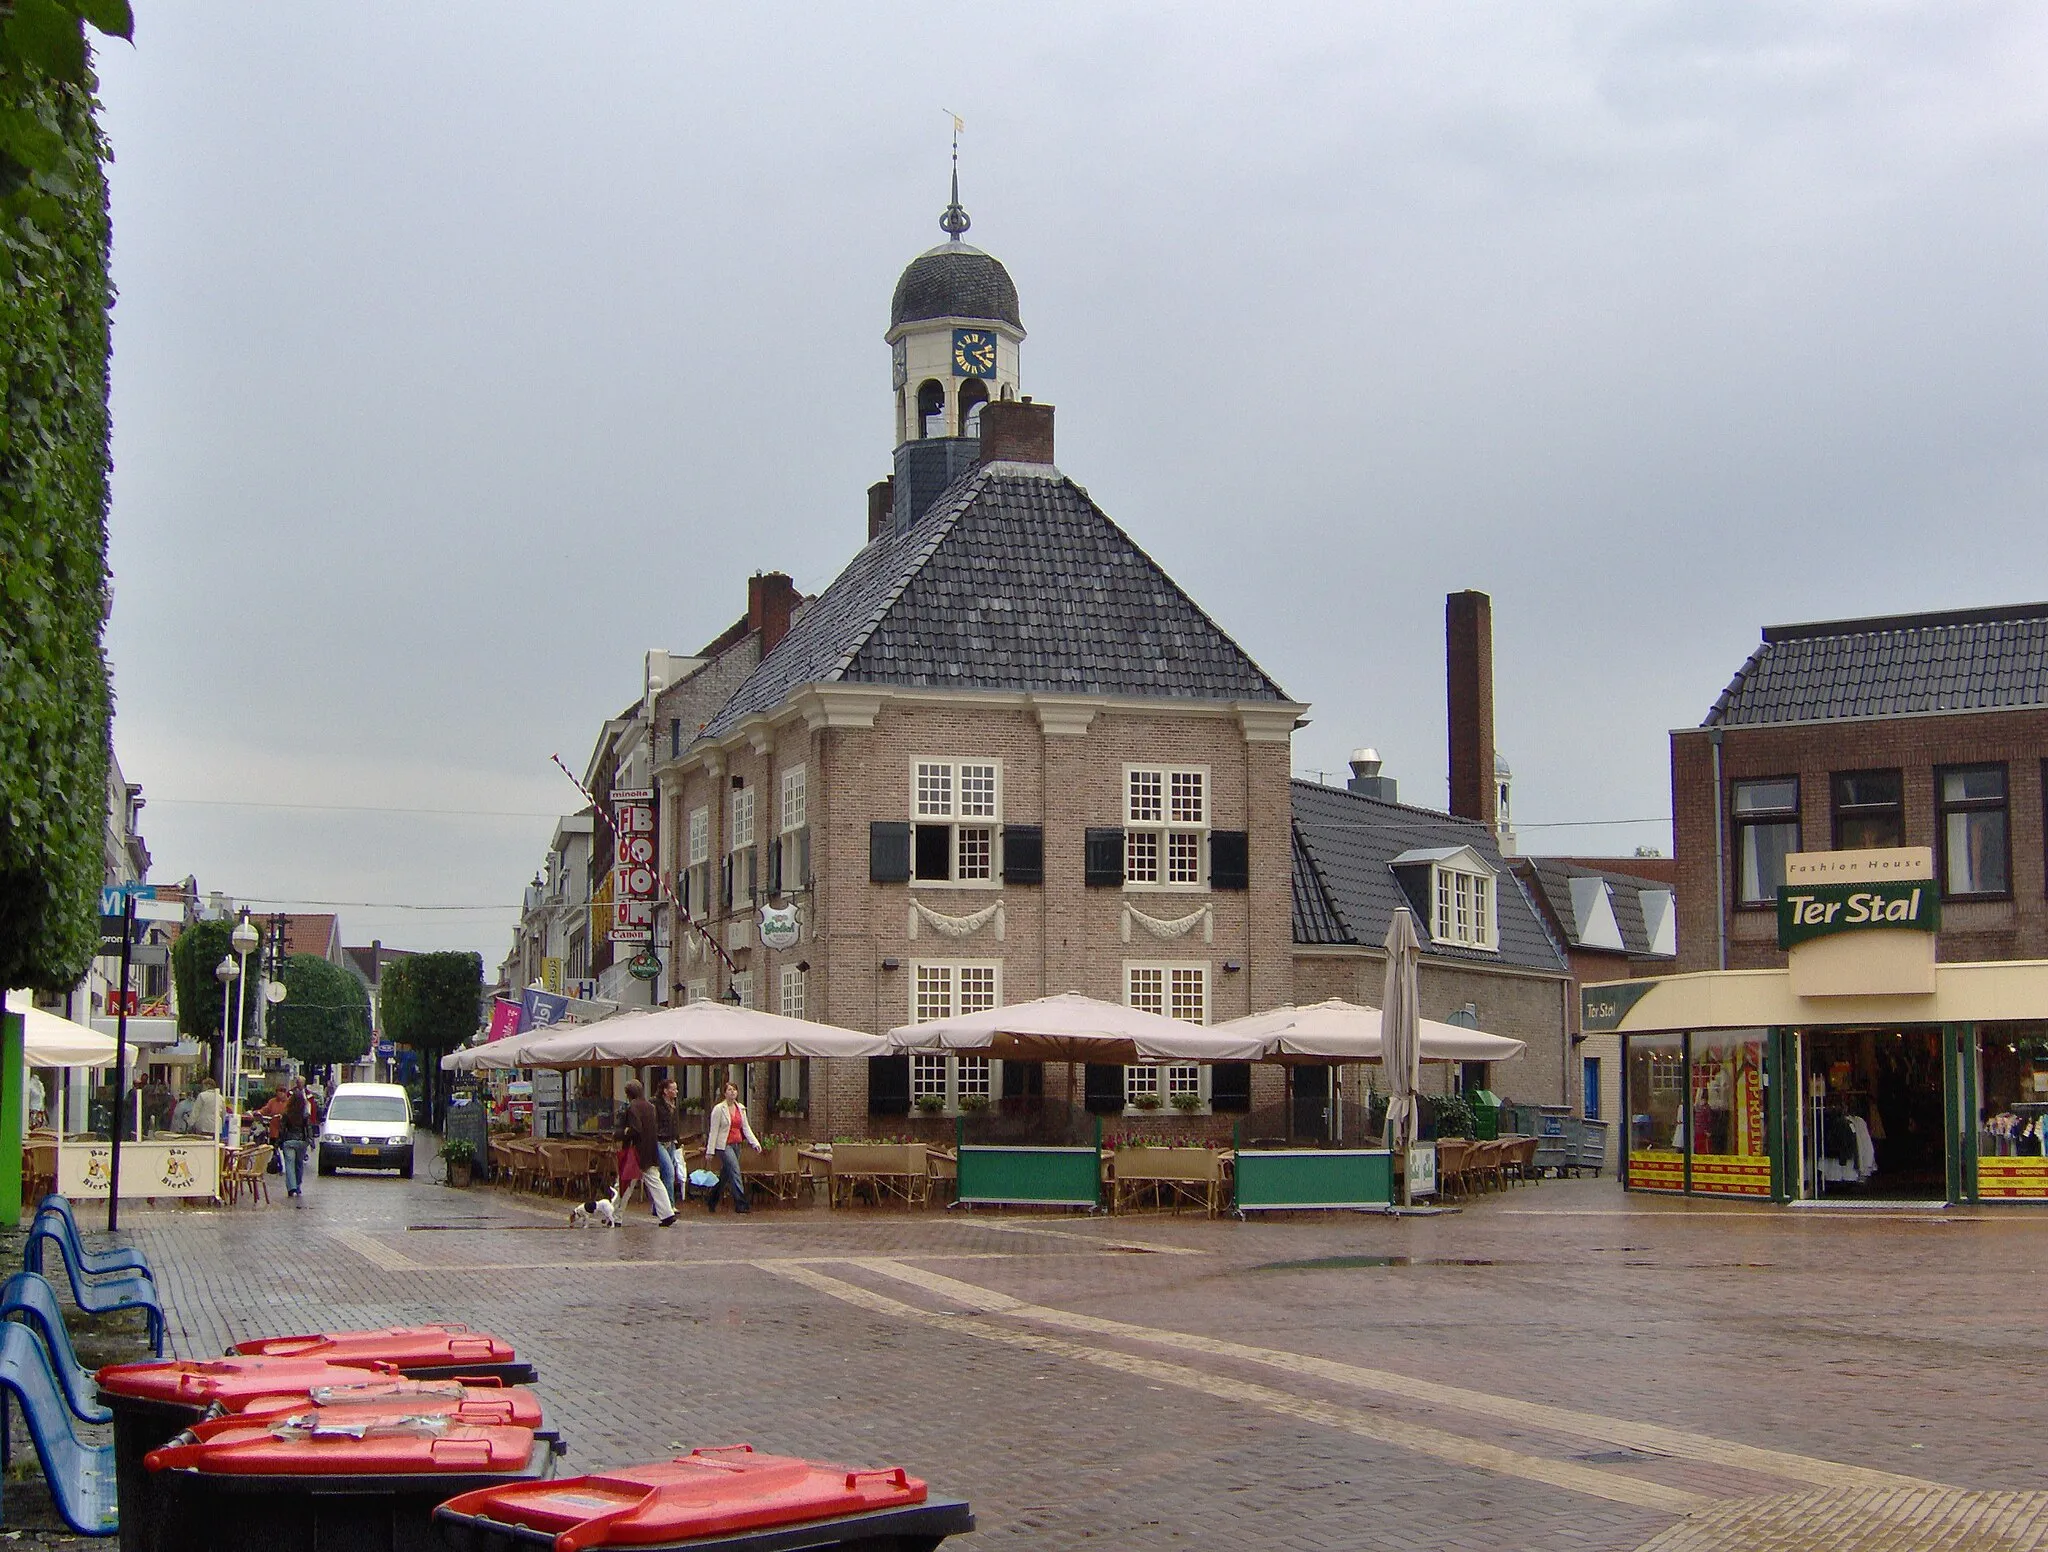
[1391, 846, 1498, 952]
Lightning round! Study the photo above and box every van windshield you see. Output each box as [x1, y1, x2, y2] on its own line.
[326, 1095, 409, 1124]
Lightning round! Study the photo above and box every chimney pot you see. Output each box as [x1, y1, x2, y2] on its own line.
[1346, 746, 1398, 802]
[748, 572, 800, 656]
[977, 400, 1055, 466]
[1446, 590, 1497, 829]
[866, 478, 895, 542]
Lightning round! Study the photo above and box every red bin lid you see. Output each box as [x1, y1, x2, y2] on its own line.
[228, 1325, 516, 1369]
[231, 1381, 543, 1431]
[97, 1357, 401, 1407]
[145, 1415, 540, 1477]
[436, 1446, 928, 1552]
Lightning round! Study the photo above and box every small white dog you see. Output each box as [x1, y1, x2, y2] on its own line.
[571, 1188, 621, 1228]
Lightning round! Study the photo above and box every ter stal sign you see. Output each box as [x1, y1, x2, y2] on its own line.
[610, 789, 658, 944]
[1778, 880, 1939, 949]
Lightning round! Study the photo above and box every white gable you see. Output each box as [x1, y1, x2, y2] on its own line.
[1638, 887, 1677, 957]
[1568, 875, 1626, 952]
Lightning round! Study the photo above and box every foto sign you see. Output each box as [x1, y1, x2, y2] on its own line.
[611, 788, 658, 944]
[1778, 880, 1940, 949]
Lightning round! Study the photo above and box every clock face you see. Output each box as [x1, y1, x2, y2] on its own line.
[891, 338, 907, 390]
[952, 328, 997, 379]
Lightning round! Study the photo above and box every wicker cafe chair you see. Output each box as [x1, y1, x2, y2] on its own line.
[230, 1145, 274, 1206]
[1434, 1139, 1469, 1201]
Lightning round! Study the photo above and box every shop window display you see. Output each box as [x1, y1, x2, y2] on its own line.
[1978, 1023, 2048, 1199]
[1625, 1032, 1685, 1191]
[1687, 1031, 1770, 1196]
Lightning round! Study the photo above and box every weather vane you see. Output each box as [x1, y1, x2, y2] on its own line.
[940, 109, 970, 240]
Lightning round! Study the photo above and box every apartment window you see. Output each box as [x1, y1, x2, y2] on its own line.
[728, 971, 752, 1007]
[1125, 766, 1208, 888]
[684, 980, 707, 1005]
[683, 806, 711, 918]
[726, 788, 757, 912]
[1833, 770, 1904, 850]
[910, 961, 1001, 1111]
[1938, 764, 2009, 898]
[779, 964, 806, 1020]
[1732, 777, 1799, 906]
[911, 759, 1000, 885]
[776, 766, 810, 895]
[1431, 864, 1496, 950]
[1126, 963, 1207, 1112]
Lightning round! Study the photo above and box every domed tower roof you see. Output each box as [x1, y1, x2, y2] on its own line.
[891, 242, 1022, 330]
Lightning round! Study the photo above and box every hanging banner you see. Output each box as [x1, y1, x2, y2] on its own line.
[541, 958, 565, 995]
[487, 998, 523, 1042]
[520, 986, 571, 1031]
[611, 788, 658, 944]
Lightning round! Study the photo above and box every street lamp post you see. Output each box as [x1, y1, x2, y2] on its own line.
[228, 914, 260, 1139]
[214, 955, 239, 1142]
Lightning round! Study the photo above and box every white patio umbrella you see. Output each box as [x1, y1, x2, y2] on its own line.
[6, 992, 117, 1068]
[1209, 999, 1527, 1064]
[887, 991, 1261, 1066]
[1380, 909, 1425, 1202]
[442, 1022, 585, 1072]
[514, 1000, 889, 1067]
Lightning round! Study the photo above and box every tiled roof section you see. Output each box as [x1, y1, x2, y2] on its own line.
[702, 463, 1287, 737]
[1289, 781, 1566, 974]
[1706, 601, 2048, 726]
[1513, 859, 1676, 960]
[1291, 826, 1350, 946]
[891, 243, 1022, 330]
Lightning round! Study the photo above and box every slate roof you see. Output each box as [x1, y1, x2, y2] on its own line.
[1706, 601, 2048, 726]
[701, 462, 1288, 738]
[1510, 859, 1675, 961]
[1289, 780, 1567, 975]
[891, 243, 1022, 330]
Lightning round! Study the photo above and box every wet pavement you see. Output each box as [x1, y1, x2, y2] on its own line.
[21, 1153, 2048, 1550]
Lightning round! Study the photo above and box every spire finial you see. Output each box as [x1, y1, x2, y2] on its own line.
[940, 110, 970, 240]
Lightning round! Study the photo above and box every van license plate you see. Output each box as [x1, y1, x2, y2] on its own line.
[351, 1146, 379, 1157]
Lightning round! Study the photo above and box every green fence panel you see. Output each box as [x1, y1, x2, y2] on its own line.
[957, 1145, 1101, 1208]
[1234, 1149, 1392, 1212]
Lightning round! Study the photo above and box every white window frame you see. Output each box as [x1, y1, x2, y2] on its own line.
[909, 758, 1003, 888]
[779, 963, 806, 1020]
[1430, 863, 1497, 951]
[776, 765, 810, 895]
[1124, 765, 1210, 892]
[684, 980, 708, 1005]
[728, 970, 753, 1008]
[726, 787, 757, 913]
[1123, 961, 1210, 1114]
[682, 804, 712, 919]
[909, 959, 1003, 1113]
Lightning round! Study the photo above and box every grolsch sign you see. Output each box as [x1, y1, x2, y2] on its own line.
[1777, 879, 1939, 950]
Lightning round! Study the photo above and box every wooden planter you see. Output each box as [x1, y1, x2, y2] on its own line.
[828, 1142, 929, 1207]
[1112, 1145, 1226, 1215]
[447, 1159, 474, 1188]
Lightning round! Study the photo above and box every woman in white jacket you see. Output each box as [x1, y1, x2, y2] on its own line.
[703, 1082, 760, 1214]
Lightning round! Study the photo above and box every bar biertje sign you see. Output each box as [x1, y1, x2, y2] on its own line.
[1777, 879, 1940, 949]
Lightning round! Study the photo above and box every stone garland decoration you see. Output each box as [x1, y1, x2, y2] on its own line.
[1122, 904, 1214, 944]
[907, 898, 1006, 942]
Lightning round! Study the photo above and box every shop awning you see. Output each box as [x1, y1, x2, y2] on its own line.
[1583, 959, 2048, 1035]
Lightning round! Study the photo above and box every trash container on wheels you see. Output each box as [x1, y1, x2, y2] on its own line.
[226, 1326, 537, 1385]
[98, 1356, 407, 1552]
[231, 1377, 546, 1434]
[144, 1412, 559, 1552]
[435, 1445, 975, 1552]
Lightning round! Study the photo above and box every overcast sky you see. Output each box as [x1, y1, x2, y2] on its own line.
[93, 4, 2048, 961]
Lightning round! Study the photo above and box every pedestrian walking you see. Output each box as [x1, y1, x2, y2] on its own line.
[278, 1078, 319, 1205]
[653, 1078, 683, 1206]
[618, 1080, 677, 1225]
[703, 1081, 759, 1214]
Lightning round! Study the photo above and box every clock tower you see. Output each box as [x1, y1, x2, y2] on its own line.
[883, 158, 1025, 530]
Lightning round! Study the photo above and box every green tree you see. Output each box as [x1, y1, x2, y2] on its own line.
[380, 951, 481, 1127]
[169, 919, 257, 1080]
[267, 953, 370, 1074]
[0, 1, 132, 992]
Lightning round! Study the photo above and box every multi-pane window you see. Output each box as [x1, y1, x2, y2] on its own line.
[911, 759, 1000, 884]
[1431, 866, 1496, 950]
[728, 971, 752, 1007]
[1832, 770, 1904, 850]
[726, 789, 757, 912]
[1126, 767, 1207, 887]
[684, 980, 707, 1005]
[778, 766, 810, 895]
[1938, 764, 2009, 898]
[779, 964, 806, 1020]
[1732, 777, 1799, 905]
[682, 806, 711, 918]
[910, 961, 1002, 1111]
[1126, 963, 1207, 1110]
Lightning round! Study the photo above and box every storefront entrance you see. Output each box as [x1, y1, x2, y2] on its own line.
[1798, 1028, 1948, 1200]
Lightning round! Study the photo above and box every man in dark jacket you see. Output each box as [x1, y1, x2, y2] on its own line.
[618, 1080, 677, 1225]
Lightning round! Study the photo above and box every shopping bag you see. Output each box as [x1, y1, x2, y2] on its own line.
[688, 1169, 719, 1189]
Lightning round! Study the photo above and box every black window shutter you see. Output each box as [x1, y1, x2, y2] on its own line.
[1002, 825, 1044, 885]
[1084, 828, 1125, 887]
[1002, 1059, 1044, 1100]
[1210, 1062, 1252, 1113]
[913, 824, 953, 881]
[869, 821, 911, 883]
[745, 847, 759, 904]
[720, 856, 733, 909]
[1084, 1063, 1125, 1114]
[768, 836, 783, 897]
[1210, 830, 1250, 891]
[868, 1055, 910, 1116]
[796, 828, 811, 890]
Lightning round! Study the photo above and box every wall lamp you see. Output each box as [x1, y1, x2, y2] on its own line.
[1221, 960, 1243, 973]
[881, 958, 901, 971]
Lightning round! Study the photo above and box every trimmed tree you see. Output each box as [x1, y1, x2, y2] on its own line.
[0, 4, 132, 991]
[267, 953, 371, 1079]
[169, 919, 259, 1083]
[379, 951, 481, 1128]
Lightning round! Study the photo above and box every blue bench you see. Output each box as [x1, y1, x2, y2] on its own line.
[0, 1272, 112, 1425]
[0, 1320, 117, 1535]
[32, 1225, 163, 1358]
[25, 1196, 153, 1283]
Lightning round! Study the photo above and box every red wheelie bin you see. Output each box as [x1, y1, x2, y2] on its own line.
[434, 1445, 973, 1552]
[226, 1326, 536, 1384]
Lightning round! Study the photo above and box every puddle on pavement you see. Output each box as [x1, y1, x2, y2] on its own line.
[1251, 1255, 1497, 1272]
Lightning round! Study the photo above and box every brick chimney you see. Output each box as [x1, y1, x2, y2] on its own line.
[866, 478, 895, 542]
[977, 398, 1055, 466]
[748, 572, 799, 656]
[1446, 590, 1497, 830]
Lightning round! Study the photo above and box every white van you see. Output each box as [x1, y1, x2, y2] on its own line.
[316, 1082, 415, 1178]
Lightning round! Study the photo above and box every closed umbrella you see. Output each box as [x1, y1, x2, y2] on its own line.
[1380, 908, 1424, 1204]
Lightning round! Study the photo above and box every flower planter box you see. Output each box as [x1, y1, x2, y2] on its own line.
[1112, 1146, 1226, 1215]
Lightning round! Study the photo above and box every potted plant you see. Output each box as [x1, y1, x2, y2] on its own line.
[959, 1094, 991, 1114]
[773, 1097, 804, 1118]
[913, 1094, 947, 1115]
[440, 1137, 477, 1187]
[1169, 1093, 1203, 1114]
[1131, 1093, 1163, 1111]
